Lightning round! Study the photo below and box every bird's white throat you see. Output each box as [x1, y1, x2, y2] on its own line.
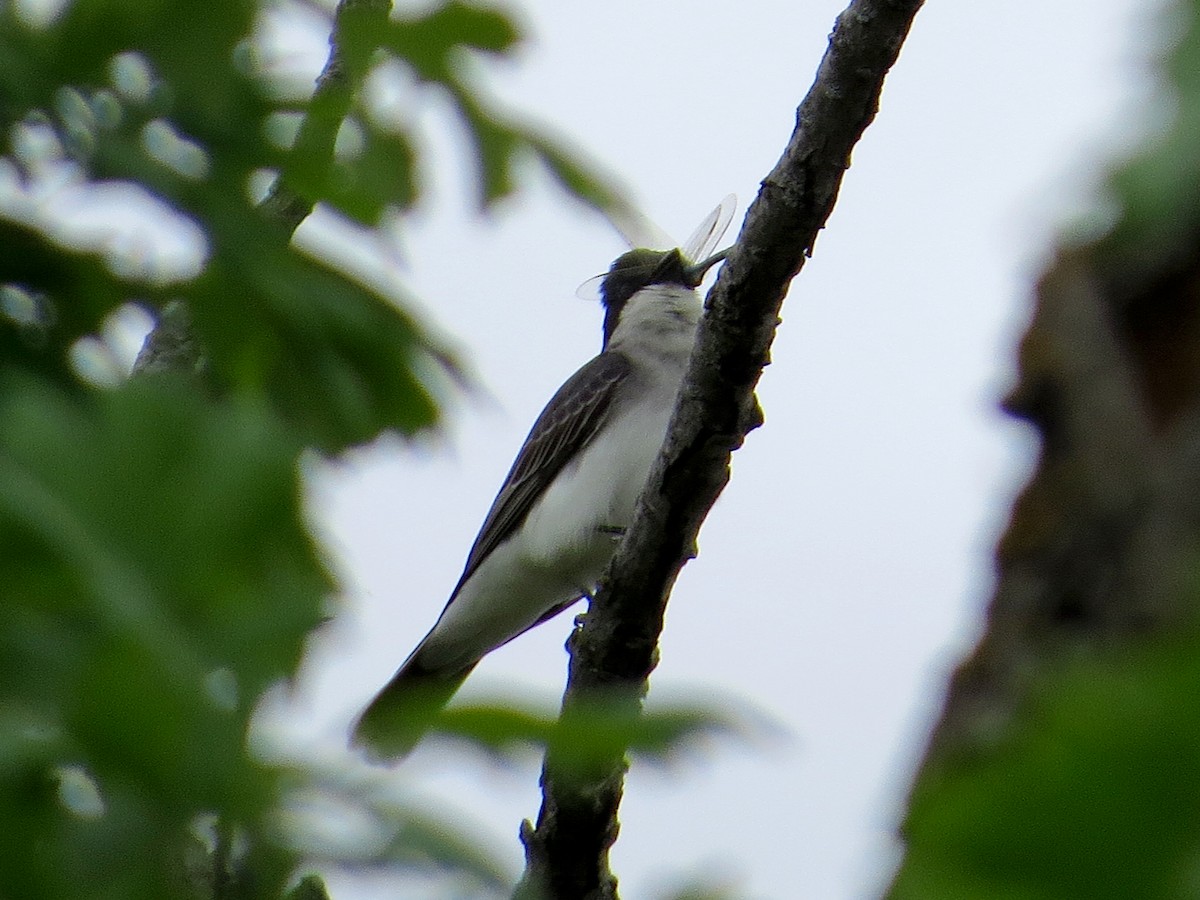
[606, 283, 703, 363]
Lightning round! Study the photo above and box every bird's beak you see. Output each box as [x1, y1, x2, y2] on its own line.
[685, 246, 732, 287]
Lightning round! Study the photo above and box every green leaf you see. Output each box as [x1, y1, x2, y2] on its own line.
[322, 124, 420, 224]
[56, 0, 257, 137]
[186, 197, 443, 450]
[430, 697, 746, 768]
[0, 216, 151, 388]
[378, 2, 533, 207]
[387, 2, 523, 83]
[1091, 0, 1200, 279]
[892, 640, 1200, 900]
[279, 762, 512, 892]
[447, 85, 522, 205]
[439, 84, 629, 210]
[526, 130, 625, 212]
[382, 811, 511, 891]
[7, 100, 444, 450]
[0, 0, 261, 153]
[285, 873, 333, 900]
[0, 373, 331, 898]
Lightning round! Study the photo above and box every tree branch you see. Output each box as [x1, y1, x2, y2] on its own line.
[136, 0, 391, 372]
[132, 299, 204, 375]
[515, 1, 926, 896]
[259, 0, 392, 232]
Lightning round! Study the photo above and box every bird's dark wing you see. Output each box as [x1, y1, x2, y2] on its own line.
[450, 350, 631, 595]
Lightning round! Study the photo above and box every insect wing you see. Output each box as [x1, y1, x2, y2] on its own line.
[605, 199, 676, 252]
[577, 195, 736, 299]
[681, 194, 736, 264]
[575, 272, 605, 301]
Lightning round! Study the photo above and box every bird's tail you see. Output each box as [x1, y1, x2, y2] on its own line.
[351, 654, 477, 761]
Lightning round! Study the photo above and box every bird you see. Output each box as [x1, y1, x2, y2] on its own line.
[352, 200, 735, 760]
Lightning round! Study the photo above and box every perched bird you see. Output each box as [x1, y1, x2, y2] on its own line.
[353, 201, 734, 759]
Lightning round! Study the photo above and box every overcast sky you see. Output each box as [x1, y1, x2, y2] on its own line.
[261, 1, 1160, 897]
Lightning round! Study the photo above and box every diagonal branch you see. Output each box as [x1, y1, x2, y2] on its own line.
[259, 0, 392, 232]
[515, 0, 926, 897]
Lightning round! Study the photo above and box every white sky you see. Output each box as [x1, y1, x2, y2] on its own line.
[261, 0, 1160, 897]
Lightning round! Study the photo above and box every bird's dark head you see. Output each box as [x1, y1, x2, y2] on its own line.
[599, 247, 727, 345]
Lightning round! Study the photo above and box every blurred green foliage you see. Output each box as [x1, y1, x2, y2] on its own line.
[0, 0, 617, 896]
[892, 641, 1200, 900]
[0, 375, 325, 898]
[0, 0, 733, 897]
[0, 0, 621, 452]
[1092, 0, 1200, 286]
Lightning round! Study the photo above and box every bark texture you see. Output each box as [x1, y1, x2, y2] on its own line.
[896, 240, 1200, 789]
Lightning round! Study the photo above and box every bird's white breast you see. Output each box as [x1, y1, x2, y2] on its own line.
[519, 282, 701, 565]
[417, 283, 701, 670]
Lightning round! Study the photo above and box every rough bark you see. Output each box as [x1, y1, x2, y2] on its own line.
[889, 237, 1200, 820]
[515, 1, 927, 897]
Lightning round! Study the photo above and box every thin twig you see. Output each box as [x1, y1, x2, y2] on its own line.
[260, 0, 392, 232]
[137, 0, 392, 371]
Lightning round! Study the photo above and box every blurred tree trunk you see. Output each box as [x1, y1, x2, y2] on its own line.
[887, 4, 1200, 895]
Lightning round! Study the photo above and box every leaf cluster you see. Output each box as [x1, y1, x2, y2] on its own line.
[0, 0, 621, 897]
